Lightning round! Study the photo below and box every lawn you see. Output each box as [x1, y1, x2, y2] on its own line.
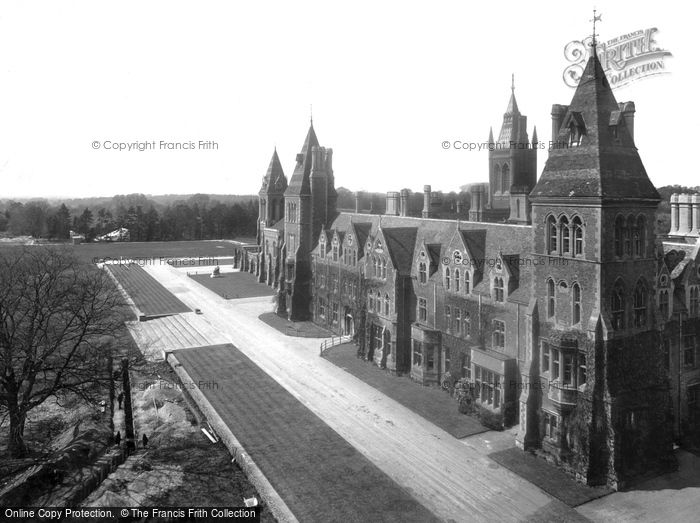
[174, 344, 439, 522]
[72, 239, 253, 265]
[489, 447, 613, 507]
[323, 343, 487, 439]
[107, 264, 191, 317]
[188, 271, 275, 300]
[258, 311, 333, 338]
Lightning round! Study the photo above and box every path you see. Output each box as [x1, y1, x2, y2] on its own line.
[143, 263, 577, 522]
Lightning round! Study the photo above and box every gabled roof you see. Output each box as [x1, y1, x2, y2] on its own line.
[351, 222, 372, 260]
[382, 228, 418, 275]
[285, 123, 319, 197]
[531, 52, 660, 201]
[460, 229, 486, 267]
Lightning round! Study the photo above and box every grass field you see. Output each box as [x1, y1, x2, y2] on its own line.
[188, 272, 275, 300]
[107, 264, 191, 317]
[174, 344, 439, 522]
[72, 240, 253, 265]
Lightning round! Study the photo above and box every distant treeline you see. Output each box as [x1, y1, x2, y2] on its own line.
[0, 193, 258, 241]
[1, 184, 695, 242]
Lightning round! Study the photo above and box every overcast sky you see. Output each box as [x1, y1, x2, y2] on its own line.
[0, 0, 691, 199]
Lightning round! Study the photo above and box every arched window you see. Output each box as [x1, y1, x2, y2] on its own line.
[464, 311, 471, 336]
[494, 277, 504, 302]
[494, 164, 501, 193]
[445, 267, 451, 290]
[369, 292, 375, 311]
[624, 216, 634, 256]
[573, 283, 581, 324]
[614, 215, 625, 257]
[573, 216, 583, 256]
[418, 262, 427, 284]
[547, 278, 555, 318]
[465, 271, 470, 294]
[382, 258, 387, 279]
[455, 269, 461, 292]
[612, 280, 626, 330]
[634, 280, 647, 327]
[547, 215, 558, 254]
[561, 216, 570, 254]
[635, 216, 646, 257]
[501, 164, 510, 194]
[690, 287, 699, 317]
[659, 290, 670, 318]
[384, 293, 390, 315]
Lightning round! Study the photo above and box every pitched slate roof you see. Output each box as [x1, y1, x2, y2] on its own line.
[531, 53, 660, 201]
[326, 212, 534, 298]
[382, 228, 419, 275]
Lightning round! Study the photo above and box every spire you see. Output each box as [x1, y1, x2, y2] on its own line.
[531, 51, 659, 201]
[285, 122, 320, 197]
[497, 77, 525, 144]
[505, 80, 519, 115]
[532, 125, 538, 144]
[488, 126, 494, 143]
[260, 148, 286, 195]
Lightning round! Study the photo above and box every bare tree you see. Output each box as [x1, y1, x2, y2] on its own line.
[0, 246, 128, 458]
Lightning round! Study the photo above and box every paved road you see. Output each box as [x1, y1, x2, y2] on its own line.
[144, 264, 576, 522]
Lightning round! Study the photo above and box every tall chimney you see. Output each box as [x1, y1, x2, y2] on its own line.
[670, 193, 679, 234]
[550, 104, 568, 146]
[400, 188, 410, 217]
[386, 192, 399, 215]
[619, 101, 635, 142]
[422, 185, 432, 219]
[456, 200, 462, 215]
[678, 194, 691, 234]
[468, 185, 484, 222]
[692, 194, 700, 236]
[355, 191, 361, 213]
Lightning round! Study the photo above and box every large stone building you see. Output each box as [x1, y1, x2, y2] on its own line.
[242, 49, 700, 488]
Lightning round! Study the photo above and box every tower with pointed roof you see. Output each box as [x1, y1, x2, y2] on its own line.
[486, 76, 538, 224]
[258, 148, 287, 243]
[521, 45, 676, 487]
[282, 121, 337, 320]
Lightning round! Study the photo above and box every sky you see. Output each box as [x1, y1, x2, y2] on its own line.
[0, 0, 692, 199]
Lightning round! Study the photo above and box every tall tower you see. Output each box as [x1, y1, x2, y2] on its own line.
[487, 75, 537, 223]
[522, 50, 675, 487]
[282, 121, 335, 320]
[257, 148, 287, 243]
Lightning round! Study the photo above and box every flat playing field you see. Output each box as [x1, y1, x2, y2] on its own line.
[106, 263, 191, 317]
[71, 239, 254, 265]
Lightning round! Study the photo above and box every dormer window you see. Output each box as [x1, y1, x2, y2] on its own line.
[564, 111, 586, 147]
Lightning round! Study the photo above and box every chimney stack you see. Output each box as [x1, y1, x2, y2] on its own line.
[355, 191, 361, 213]
[386, 192, 399, 215]
[422, 185, 432, 219]
[619, 101, 635, 142]
[670, 193, 679, 234]
[678, 194, 691, 234]
[692, 194, 700, 236]
[400, 189, 410, 217]
[550, 104, 568, 146]
[468, 185, 484, 222]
